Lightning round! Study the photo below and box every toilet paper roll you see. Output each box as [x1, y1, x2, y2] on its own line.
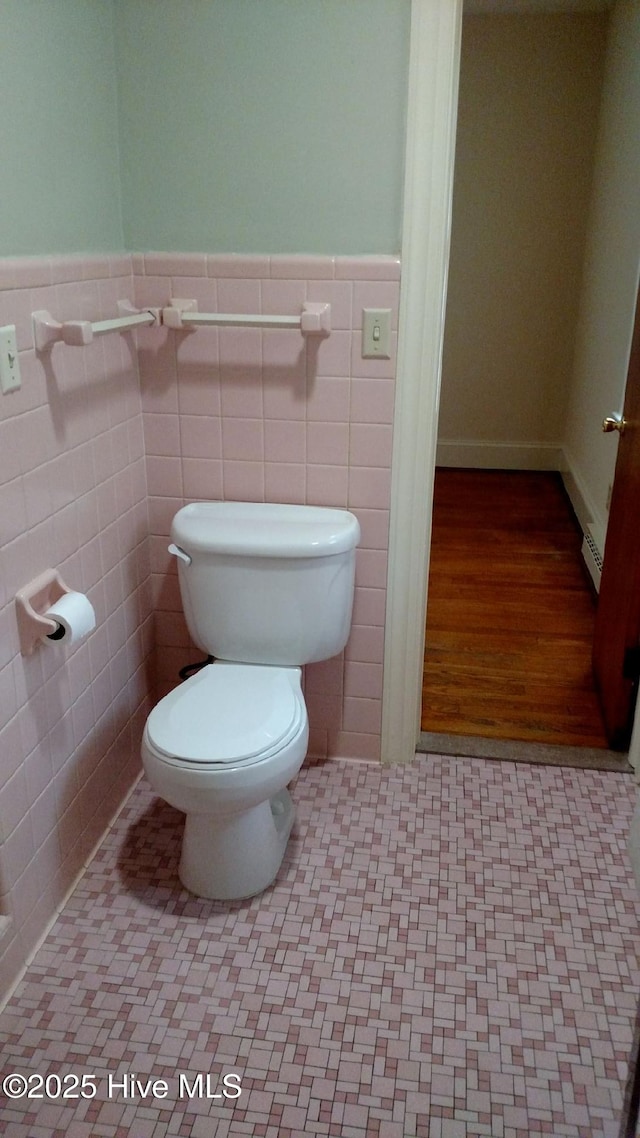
[44, 591, 96, 646]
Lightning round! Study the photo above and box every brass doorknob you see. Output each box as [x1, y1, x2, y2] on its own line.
[602, 414, 627, 434]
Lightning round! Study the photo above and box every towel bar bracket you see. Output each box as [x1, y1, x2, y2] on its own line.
[33, 302, 161, 352]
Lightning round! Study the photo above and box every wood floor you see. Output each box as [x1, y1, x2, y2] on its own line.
[421, 469, 609, 749]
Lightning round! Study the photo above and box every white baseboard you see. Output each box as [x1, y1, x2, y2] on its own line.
[560, 448, 607, 553]
[436, 439, 564, 470]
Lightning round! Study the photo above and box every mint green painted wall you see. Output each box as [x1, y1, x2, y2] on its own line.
[115, 0, 409, 254]
[0, 0, 409, 257]
[0, 0, 124, 255]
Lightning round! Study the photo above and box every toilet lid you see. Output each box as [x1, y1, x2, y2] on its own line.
[146, 664, 302, 765]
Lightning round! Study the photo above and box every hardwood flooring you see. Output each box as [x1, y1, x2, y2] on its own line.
[421, 469, 609, 749]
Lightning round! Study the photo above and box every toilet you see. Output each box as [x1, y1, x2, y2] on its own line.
[142, 501, 360, 901]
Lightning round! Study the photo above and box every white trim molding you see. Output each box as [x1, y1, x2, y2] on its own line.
[381, 0, 463, 765]
[436, 440, 564, 470]
[561, 444, 608, 548]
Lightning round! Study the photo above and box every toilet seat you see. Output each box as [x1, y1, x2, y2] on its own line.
[145, 664, 304, 768]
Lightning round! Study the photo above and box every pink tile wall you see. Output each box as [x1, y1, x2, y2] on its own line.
[0, 254, 153, 1000]
[134, 253, 400, 764]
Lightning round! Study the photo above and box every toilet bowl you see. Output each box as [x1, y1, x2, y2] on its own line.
[142, 661, 309, 900]
[141, 500, 360, 901]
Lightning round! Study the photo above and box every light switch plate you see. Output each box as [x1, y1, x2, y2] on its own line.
[0, 325, 21, 394]
[362, 308, 391, 359]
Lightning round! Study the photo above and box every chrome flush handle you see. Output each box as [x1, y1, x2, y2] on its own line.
[168, 543, 192, 566]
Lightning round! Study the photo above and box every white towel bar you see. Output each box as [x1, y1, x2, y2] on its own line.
[32, 298, 331, 353]
[162, 298, 331, 336]
[33, 301, 160, 351]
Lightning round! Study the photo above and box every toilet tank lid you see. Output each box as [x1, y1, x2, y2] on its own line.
[171, 501, 361, 558]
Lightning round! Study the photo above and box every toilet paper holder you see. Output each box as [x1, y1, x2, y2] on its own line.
[15, 569, 73, 656]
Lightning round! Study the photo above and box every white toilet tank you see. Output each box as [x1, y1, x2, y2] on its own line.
[170, 502, 361, 665]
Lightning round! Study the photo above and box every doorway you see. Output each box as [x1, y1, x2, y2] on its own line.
[420, 7, 619, 755]
[380, 0, 640, 771]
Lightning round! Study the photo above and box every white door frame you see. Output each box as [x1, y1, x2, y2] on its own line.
[381, 0, 463, 764]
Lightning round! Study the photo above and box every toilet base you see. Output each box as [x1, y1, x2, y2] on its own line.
[179, 789, 295, 900]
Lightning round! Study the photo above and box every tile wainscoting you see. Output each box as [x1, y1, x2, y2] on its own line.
[134, 253, 401, 765]
[0, 253, 153, 1001]
[0, 250, 400, 1003]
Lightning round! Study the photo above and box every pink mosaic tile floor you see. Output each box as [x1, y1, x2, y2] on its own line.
[0, 755, 638, 1138]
